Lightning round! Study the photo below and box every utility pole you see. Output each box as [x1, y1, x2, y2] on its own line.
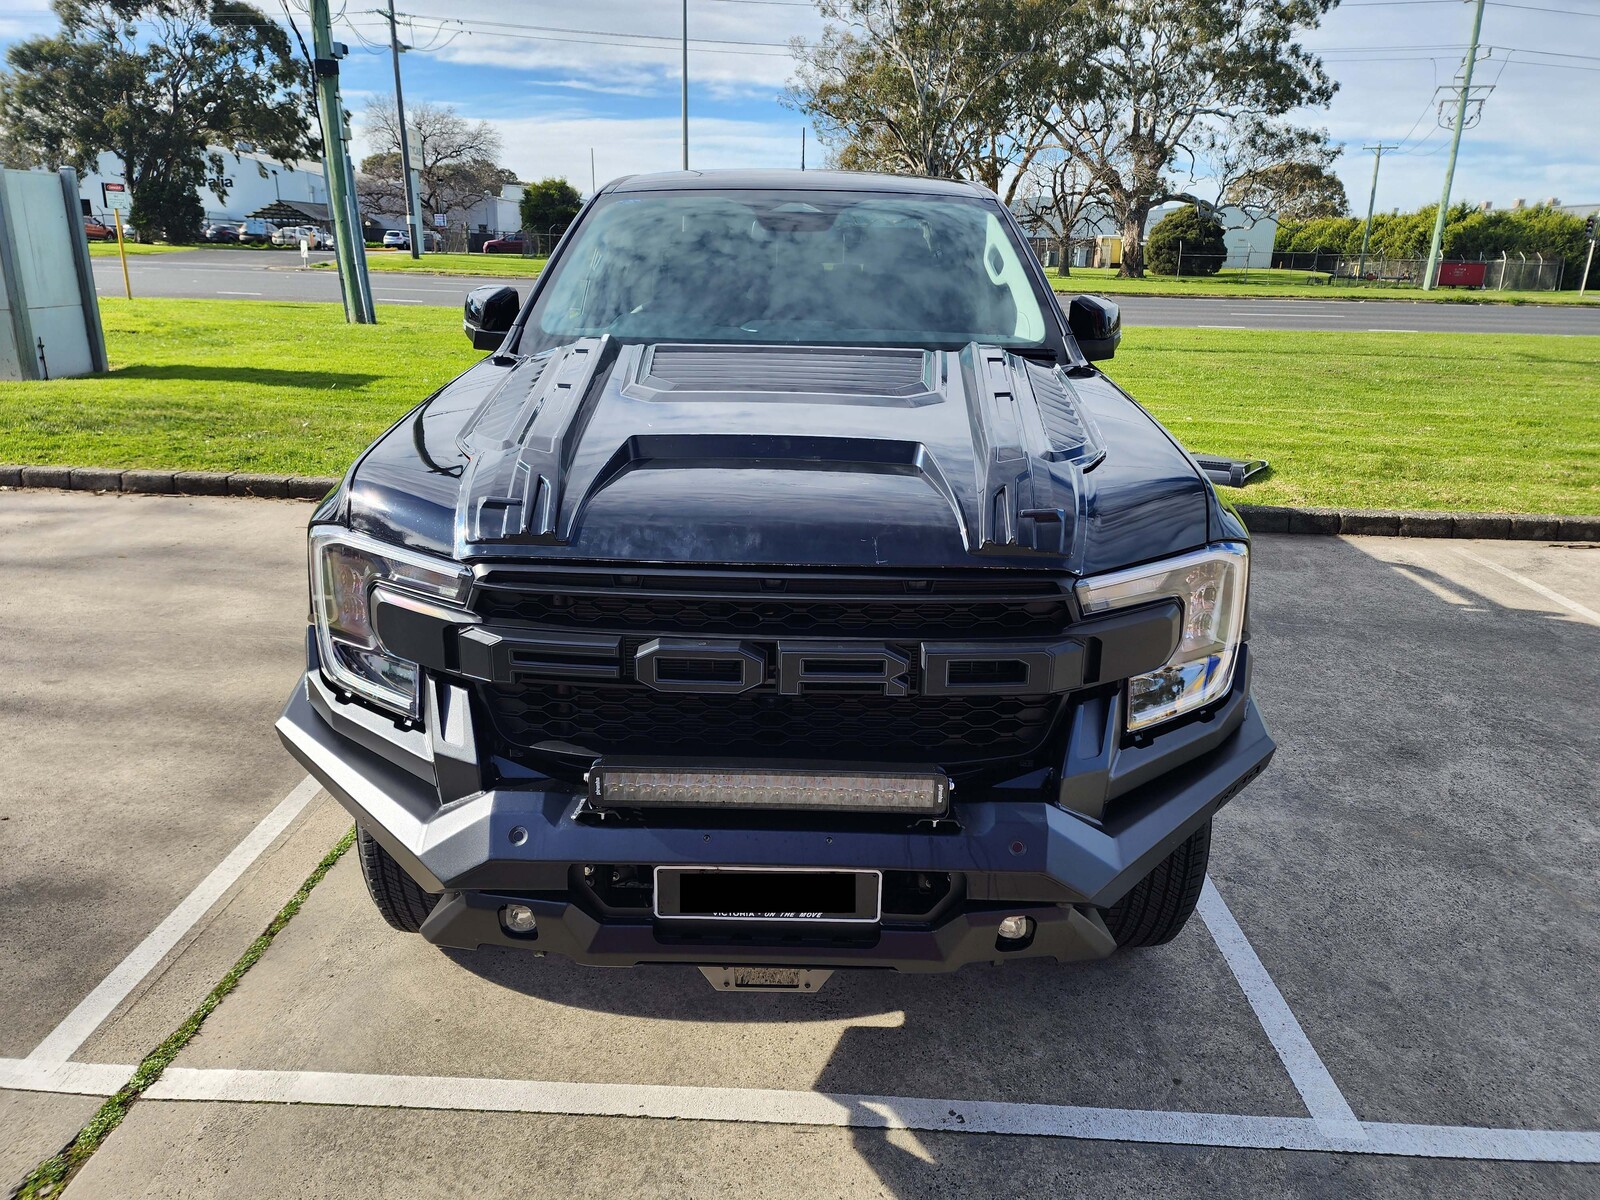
[310, 0, 375, 322]
[1582, 216, 1597, 297]
[680, 0, 689, 170]
[1422, 0, 1489, 291]
[1356, 143, 1398, 281]
[384, 0, 425, 259]
[800, 127, 806, 170]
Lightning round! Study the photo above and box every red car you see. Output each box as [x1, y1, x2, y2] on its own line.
[481, 235, 525, 254]
[82, 217, 117, 241]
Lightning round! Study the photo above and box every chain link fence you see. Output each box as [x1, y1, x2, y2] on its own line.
[1271, 251, 1567, 291]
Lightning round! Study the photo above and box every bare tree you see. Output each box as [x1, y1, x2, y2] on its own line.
[1010, 147, 1103, 276]
[1030, 0, 1337, 277]
[358, 95, 510, 221]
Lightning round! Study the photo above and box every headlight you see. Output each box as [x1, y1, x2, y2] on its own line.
[1075, 542, 1249, 733]
[308, 529, 470, 718]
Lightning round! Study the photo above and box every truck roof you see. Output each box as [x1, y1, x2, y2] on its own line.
[606, 169, 988, 198]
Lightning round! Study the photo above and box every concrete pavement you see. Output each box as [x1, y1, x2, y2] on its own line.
[1, 492, 1596, 1196]
[88, 248, 1600, 335]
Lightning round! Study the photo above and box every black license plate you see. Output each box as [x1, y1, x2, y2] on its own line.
[653, 868, 881, 923]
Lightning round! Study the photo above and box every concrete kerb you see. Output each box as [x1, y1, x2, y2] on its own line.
[0, 466, 340, 504]
[1, 467, 1597, 539]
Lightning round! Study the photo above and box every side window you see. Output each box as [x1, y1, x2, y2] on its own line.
[983, 213, 1047, 341]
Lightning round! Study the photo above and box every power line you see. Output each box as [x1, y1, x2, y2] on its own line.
[1344, 0, 1600, 12]
[393, 11, 793, 49]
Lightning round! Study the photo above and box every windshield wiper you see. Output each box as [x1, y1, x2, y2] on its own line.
[1011, 346, 1062, 364]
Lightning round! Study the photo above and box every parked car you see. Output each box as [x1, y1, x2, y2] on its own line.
[279, 170, 1273, 992]
[382, 227, 440, 251]
[271, 224, 306, 246]
[204, 223, 238, 243]
[235, 217, 273, 244]
[481, 234, 525, 254]
[81, 216, 117, 241]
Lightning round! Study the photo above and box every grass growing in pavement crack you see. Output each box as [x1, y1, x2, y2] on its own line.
[11, 828, 356, 1200]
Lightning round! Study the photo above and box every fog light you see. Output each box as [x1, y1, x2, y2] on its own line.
[501, 904, 537, 935]
[997, 915, 1033, 941]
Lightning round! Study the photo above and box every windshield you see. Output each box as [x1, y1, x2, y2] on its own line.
[521, 189, 1055, 355]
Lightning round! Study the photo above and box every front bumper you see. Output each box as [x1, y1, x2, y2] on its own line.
[278, 655, 1274, 973]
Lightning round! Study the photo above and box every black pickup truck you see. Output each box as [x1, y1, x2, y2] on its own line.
[278, 169, 1274, 991]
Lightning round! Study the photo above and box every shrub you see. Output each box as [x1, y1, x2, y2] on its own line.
[1147, 205, 1227, 275]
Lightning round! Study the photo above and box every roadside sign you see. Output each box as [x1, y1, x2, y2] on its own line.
[433, 212, 446, 228]
[102, 181, 130, 213]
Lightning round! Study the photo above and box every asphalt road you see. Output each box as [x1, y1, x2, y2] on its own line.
[90, 248, 1600, 335]
[3, 489, 1597, 1197]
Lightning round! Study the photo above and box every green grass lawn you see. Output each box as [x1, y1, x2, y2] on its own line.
[1, 298, 1595, 512]
[1054, 265, 1599, 306]
[336, 251, 549, 277]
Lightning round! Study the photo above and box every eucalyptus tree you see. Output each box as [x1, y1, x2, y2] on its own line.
[788, 0, 1078, 190]
[1033, 0, 1339, 276]
[0, 0, 311, 240]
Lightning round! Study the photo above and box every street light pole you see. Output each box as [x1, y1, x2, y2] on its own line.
[1356, 143, 1397, 282]
[680, 0, 689, 170]
[1422, 0, 1487, 291]
[385, 0, 425, 259]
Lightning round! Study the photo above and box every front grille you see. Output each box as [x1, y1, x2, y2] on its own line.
[472, 570, 1073, 639]
[486, 684, 1059, 765]
[471, 569, 1075, 780]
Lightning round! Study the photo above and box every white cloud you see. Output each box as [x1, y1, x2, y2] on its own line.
[1295, 3, 1600, 207]
[480, 113, 808, 187]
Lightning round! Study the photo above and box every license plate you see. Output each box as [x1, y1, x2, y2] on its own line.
[653, 867, 882, 923]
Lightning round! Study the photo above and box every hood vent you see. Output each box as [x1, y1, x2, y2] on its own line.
[1024, 362, 1104, 466]
[641, 344, 929, 399]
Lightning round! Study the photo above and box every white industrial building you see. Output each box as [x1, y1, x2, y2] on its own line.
[74, 146, 330, 224]
[76, 146, 525, 237]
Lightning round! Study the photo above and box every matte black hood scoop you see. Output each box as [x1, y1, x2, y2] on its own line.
[451, 338, 1109, 566]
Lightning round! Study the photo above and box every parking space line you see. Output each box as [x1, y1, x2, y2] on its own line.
[1452, 547, 1600, 626]
[133, 1066, 1597, 1162]
[1197, 878, 1366, 1141]
[0, 1057, 132, 1096]
[23, 776, 323, 1066]
[6, 1056, 1596, 1162]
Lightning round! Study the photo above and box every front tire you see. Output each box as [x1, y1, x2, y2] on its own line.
[1101, 821, 1211, 949]
[356, 825, 439, 933]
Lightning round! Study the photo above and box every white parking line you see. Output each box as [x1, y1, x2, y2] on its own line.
[216, 290, 262, 296]
[378, 297, 425, 305]
[0, 1057, 130, 1095]
[3, 1057, 1595, 1162]
[23, 776, 322, 1066]
[1367, 328, 1418, 333]
[1452, 547, 1600, 626]
[1197, 878, 1365, 1141]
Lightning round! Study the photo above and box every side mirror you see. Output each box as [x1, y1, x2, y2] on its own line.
[464, 285, 519, 351]
[1066, 295, 1121, 362]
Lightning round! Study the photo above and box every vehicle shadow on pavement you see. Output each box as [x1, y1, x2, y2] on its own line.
[442, 919, 1284, 1107]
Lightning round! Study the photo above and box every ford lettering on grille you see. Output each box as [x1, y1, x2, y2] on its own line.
[492, 635, 1088, 697]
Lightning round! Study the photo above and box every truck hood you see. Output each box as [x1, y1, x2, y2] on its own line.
[345, 338, 1212, 575]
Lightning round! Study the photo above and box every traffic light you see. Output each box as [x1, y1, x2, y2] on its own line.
[1587, 213, 1597, 240]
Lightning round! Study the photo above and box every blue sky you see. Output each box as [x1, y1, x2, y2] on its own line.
[3, 0, 1597, 210]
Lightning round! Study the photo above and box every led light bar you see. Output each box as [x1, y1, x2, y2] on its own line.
[588, 762, 950, 815]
